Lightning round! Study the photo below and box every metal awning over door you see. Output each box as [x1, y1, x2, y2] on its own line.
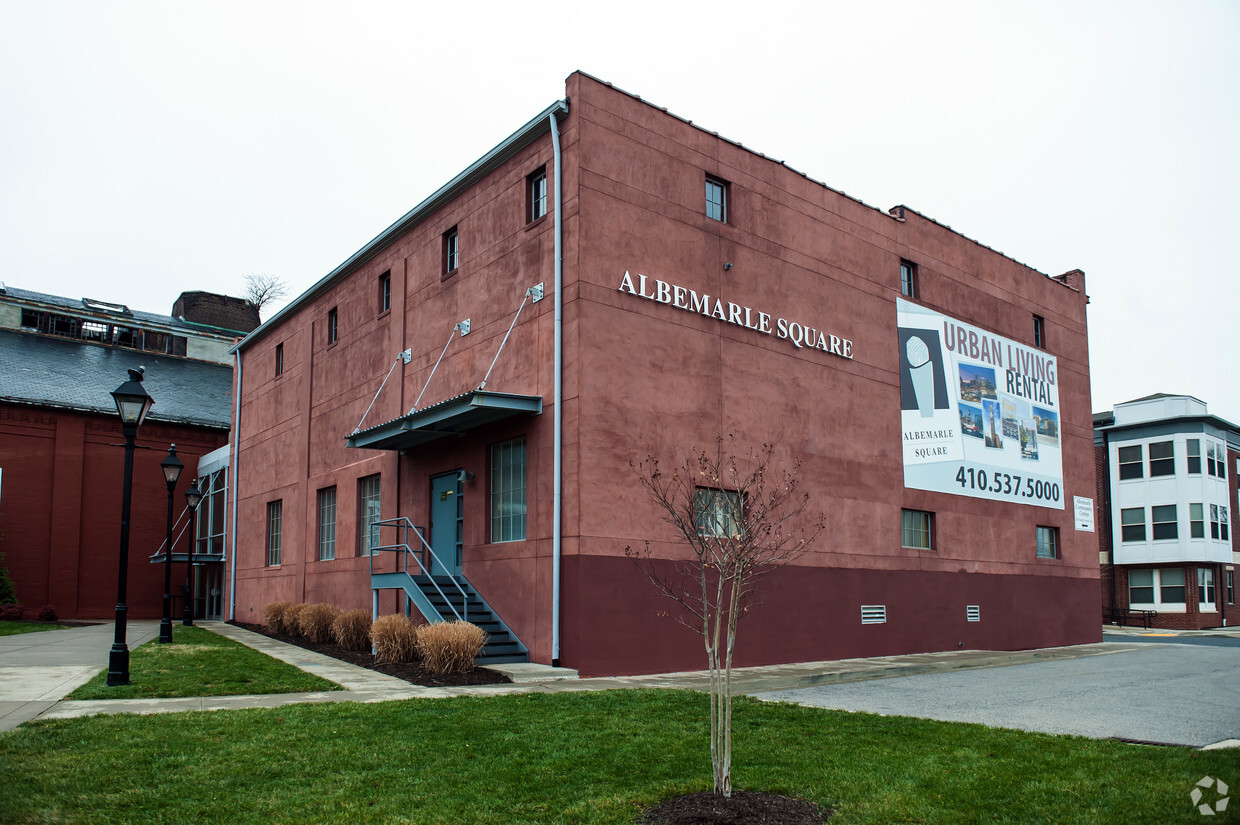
[345, 390, 542, 451]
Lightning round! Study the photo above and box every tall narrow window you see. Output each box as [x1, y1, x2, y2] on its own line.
[900, 260, 918, 298]
[317, 486, 337, 560]
[358, 475, 382, 556]
[1151, 504, 1178, 540]
[443, 226, 459, 276]
[1120, 507, 1146, 542]
[327, 307, 338, 345]
[1035, 525, 1059, 559]
[1117, 445, 1143, 480]
[705, 175, 728, 223]
[1190, 503, 1205, 538]
[901, 509, 933, 550]
[1211, 506, 1230, 541]
[528, 167, 547, 222]
[1199, 568, 1216, 608]
[266, 500, 282, 566]
[1227, 570, 1235, 604]
[696, 488, 743, 538]
[1187, 439, 1201, 474]
[1033, 314, 1046, 348]
[490, 438, 526, 542]
[378, 271, 391, 314]
[1148, 441, 1175, 476]
[274, 342, 284, 376]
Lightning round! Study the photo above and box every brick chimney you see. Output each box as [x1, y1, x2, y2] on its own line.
[173, 292, 261, 334]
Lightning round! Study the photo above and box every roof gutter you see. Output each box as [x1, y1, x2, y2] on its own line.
[550, 109, 564, 667]
[233, 98, 571, 355]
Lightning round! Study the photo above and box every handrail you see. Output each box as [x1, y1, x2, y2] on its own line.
[370, 517, 468, 622]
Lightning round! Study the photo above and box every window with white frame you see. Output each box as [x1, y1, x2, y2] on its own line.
[1118, 445, 1143, 480]
[901, 509, 933, 550]
[1186, 439, 1201, 474]
[1199, 567, 1216, 609]
[358, 475, 382, 556]
[1148, 441, 1174, 476]
[1190, 503, 1205, 538]
[1151, 504, 1178, 540]
[1210, 505, 1230, 541]
[705, 175, 728, 223]
[900, 260, 918, 299]
[317, 486, 337, 561]
[528, 167, 547, 222]
[490, 438, 526, 542]
[1130, 567, 1186, 607]
[1228, 569, 1235, 604]
[1120, 507, 1146, 542]
[266, 500, 282, 566]
[443, 226, 459, 275]
[1033, 314, 1046, 349]
[696, 488, 743, 538]
[1206, 441, 1227, 478]
[1035, 525, 1059, 558]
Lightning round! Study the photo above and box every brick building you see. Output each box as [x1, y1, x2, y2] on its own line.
[228, 72, 1099, 676]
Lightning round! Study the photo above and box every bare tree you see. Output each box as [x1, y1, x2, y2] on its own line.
[243, 274, 288, 311]
[627, 437, 824, 798]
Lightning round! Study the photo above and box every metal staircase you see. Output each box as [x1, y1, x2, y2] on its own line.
[369, 518, 528, 665]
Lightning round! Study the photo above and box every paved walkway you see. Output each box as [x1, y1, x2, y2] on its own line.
[3, 621, 1238, 747]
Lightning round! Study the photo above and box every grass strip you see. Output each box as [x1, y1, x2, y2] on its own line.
[2, 689, 1236, 824]
[0, 622, 70, 636]
[66, 625, 341, 700]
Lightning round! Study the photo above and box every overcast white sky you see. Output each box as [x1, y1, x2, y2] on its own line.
[2, 1, 1237, 421]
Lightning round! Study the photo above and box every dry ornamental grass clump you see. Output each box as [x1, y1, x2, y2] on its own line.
[263, 601, 293, 634]
[332, 609, 373, 651]
[282, 603, 308, 638]
[298, 603, 342, 644]
[417, 620, 488, 675]
[371, 614, 420, 663]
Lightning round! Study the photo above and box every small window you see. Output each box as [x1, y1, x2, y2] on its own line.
[1227, 569, 1234, 604]
[1151, 504, 1177, 540]
[443, 226, 459, 276]
[490, 438, 526, 542]
[1160, 567, 1185, 603]
[1148, 441, 1174, 476]
[327, 307, 338, 345]
[266, 500, 282, 566]
[1120, 507, 1146, 542]
[317, 486, 337, 561]
[358, 474, 382, 556]
[528, 167, 547, 222]
[705, 175, 728, 223]
[274, 342, 284, 376]
[900, 260, 918, 299]
[1199, 568, 1216, 607]
[1190, 503, 1205, 538]
[1128, 569, 1154, 604]
[1033, 314, 1046, 348]
[378, 271, 391, 314]
[696, 488, 743, 539]
[1035, 525, 1059, 559]
[1117, 445, 1143, 480]
[901, 509, 933, 550]
[1187, 439, 1201, 474]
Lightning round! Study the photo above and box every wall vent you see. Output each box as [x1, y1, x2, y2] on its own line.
[966, 605, 981, 622]
[861, 605, 887, 625]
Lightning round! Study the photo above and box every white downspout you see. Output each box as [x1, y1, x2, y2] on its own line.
[550, 111, 563, 666]
[228, 348, 242, 621]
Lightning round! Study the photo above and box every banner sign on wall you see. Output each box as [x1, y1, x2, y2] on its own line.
[898, 298, 1064, 509]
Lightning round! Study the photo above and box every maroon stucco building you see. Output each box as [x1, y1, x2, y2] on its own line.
[229, 72, 1099, 676]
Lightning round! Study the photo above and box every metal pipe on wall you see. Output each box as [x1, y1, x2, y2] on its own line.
[550, 110, 563, 667]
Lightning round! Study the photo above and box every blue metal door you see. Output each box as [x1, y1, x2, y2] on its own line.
[429, 472, 462, 575]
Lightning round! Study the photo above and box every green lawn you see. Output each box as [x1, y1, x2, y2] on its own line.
[67, 625, 341, 700]
[0, 621, 70, 636]
[2, 689, 1235, 824]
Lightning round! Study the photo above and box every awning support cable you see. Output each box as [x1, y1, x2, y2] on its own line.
[410, 320, 470, 414]
[352, 349, 413, 435]
[478, 283, 543, 391]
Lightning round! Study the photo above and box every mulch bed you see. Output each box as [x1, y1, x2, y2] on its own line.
[643, 790, 829, 824]
[228, 621, 512, 688]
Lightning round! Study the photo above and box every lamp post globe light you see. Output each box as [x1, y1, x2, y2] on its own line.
[182, 480, 203, 626]
[108, 367, 154, 687]
[158, 445, 184, 644]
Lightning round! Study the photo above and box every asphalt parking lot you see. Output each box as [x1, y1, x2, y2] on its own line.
[751, 635, 1240, 748]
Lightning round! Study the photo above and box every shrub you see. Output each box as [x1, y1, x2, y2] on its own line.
[417, 620, 488, 675]
[0, 550, 17, 605]
[282, 603, 308, 637]
[332, 609, 372, 651]
[298, 603, 341, 644]
[37, 605, 58, 622]
[371, 614, 420, 663]
[0, 603, 23, 621]
[263, 601, 293, 634]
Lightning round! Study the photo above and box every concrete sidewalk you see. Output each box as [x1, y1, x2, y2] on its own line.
[2, 620, 1159, 732]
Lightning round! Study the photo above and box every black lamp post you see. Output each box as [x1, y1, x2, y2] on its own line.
[158, 445, 184, 644]
[108, 367, 154, 687]
[182, 480, 203, 626]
